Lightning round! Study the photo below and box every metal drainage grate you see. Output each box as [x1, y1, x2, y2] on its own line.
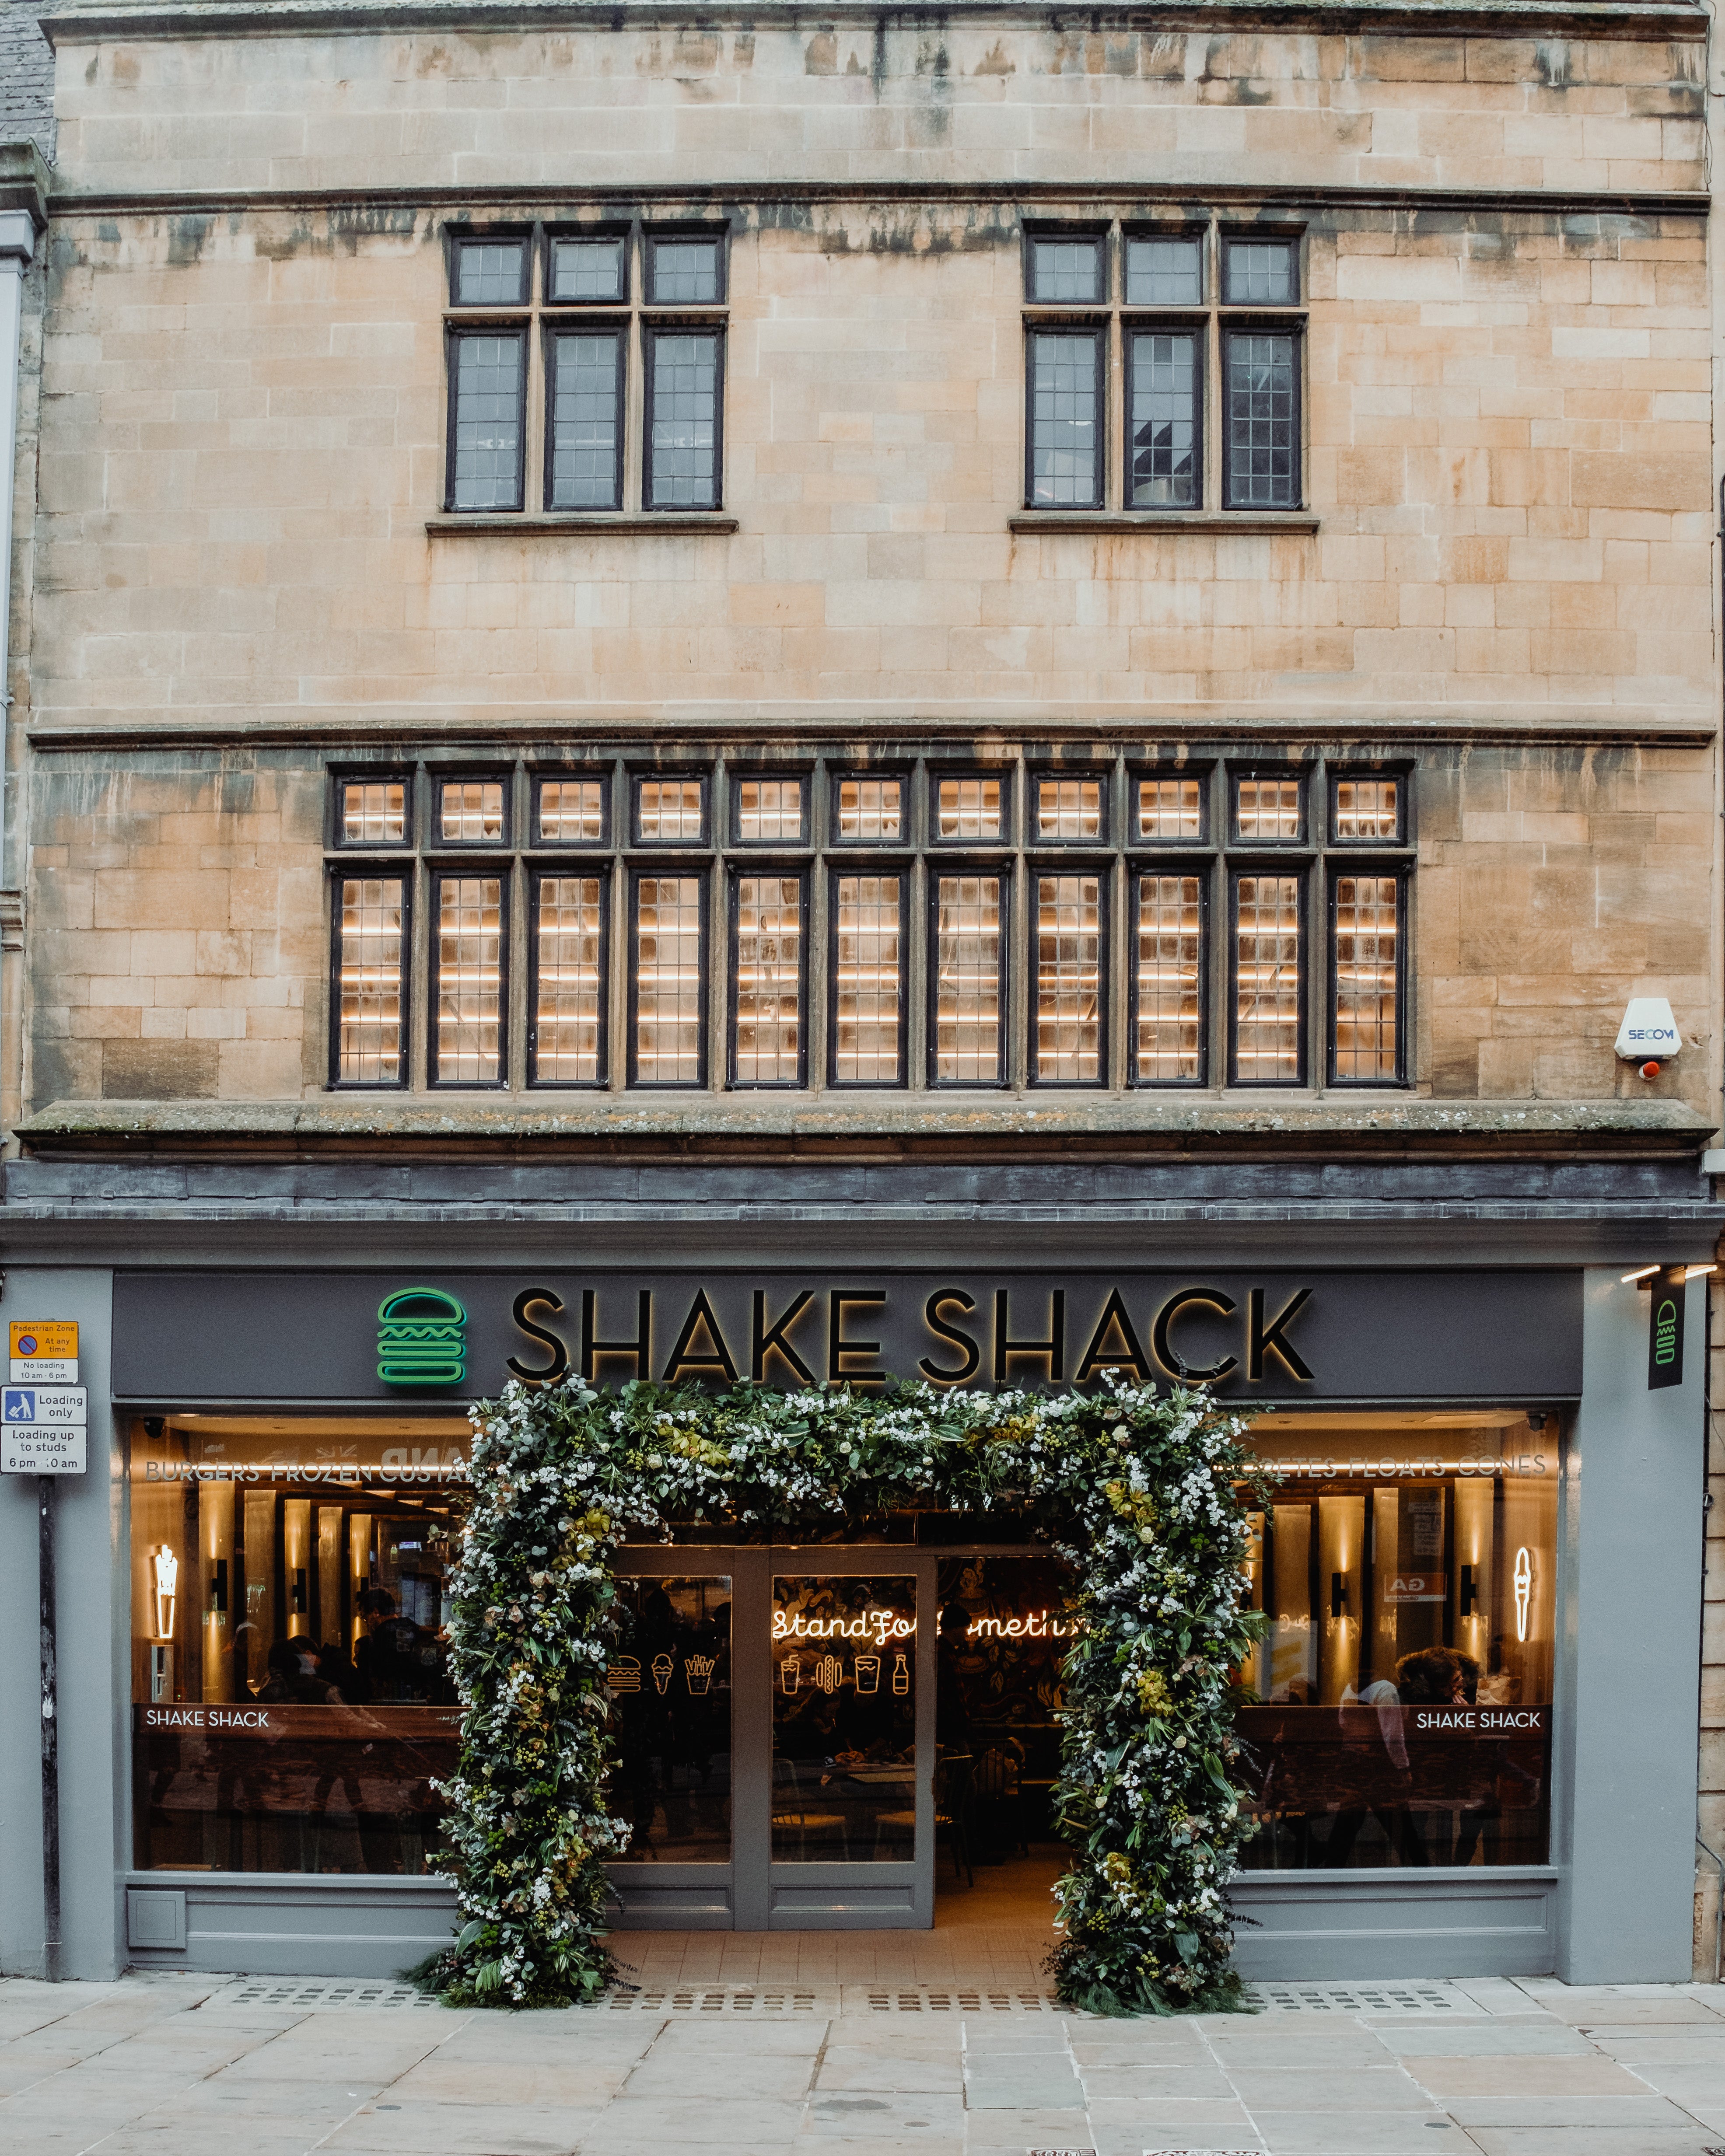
[1250, 1981, 1466, 2016]
[218, 1980, 442, 2010]
[599, 1988, 828, 2013]
[862, 1989, 1056, 2013]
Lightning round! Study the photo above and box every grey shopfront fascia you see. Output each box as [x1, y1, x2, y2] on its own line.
[0, 1253, 1709, 1986]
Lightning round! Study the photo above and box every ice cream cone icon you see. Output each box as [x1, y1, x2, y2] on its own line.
[651, 1654, 674, 1695]
[892, 1653, 910, 1695]
[854, 1654, 880, 1694]
[684, 1654, 715, 1696]
[780, 1655, 800, 1694]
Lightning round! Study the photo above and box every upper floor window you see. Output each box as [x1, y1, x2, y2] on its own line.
[1022, 220, 1305, 516]
[444, 222, 728, 518]
[326, 755, 1410, 1095]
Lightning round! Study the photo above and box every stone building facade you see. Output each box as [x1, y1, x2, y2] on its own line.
[0, 0, 1722, 1985]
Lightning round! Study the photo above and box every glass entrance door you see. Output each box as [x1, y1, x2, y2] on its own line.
[609, 1547, 938, 1929]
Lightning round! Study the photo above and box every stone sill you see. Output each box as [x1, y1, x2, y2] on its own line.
[426, 513, 738, 536]
[15, 1095, 1717, 1162]
[1010, 512, 1320, 536]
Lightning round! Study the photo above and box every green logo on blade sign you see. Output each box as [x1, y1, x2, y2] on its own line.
[376, 1288, 467, 1388]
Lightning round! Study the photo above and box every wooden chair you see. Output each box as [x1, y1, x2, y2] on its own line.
[770, 1758, 850, 1860]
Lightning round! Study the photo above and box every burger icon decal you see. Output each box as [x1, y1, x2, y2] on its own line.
[376, 1287, 468, 1389]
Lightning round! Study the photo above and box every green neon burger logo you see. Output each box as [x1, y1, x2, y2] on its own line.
[377, 1287, 467, 1388]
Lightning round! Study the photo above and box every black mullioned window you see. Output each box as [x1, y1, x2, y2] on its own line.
[1027, 330, 1102, 508]
[1129, 330, 1200, 509]
[547, 330, 625, 511]
[647, 329, 723, 510]
[1225, 330, 1300, 510]
[447, 331, 526, 511]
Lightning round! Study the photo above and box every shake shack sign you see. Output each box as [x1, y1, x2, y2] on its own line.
[111, 1269, 1584, 1405]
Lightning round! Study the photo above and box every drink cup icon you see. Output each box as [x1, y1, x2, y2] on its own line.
[780, 1655, 800, 1695]
[854, 1654, 880, 1695]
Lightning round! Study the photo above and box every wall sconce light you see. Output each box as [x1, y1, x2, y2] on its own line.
[1514, 1548, 1532, 1643]
[1460, 1563, 1479, 1617]
[1330, 1572, 1347, 1620]
[208, 1557, 227, 1615]
[152, 1546, 178, 1642]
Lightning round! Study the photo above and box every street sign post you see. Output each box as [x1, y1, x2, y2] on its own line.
[9, 1320, 78, 1386]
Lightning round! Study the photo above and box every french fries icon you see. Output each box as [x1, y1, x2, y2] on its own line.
[684, 1654, 716, 1696]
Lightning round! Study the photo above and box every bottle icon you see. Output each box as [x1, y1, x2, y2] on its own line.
[854, 1654, 880, 1695]
[892, 1652, 910, 1695]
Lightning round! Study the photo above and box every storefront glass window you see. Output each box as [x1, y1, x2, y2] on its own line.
[935, 1554, 1073, 1859]
[772, 1576, 916, 1862]
[608, 1577, 732, 1861]
[130, 1419, 467, 1876]
[1235, 1415, 1557, 1870]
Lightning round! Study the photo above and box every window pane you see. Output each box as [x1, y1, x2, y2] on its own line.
[773, 1576, 916, 1863]
[1029, 332, 1099, 507]
[833, 875, 902, 1085]
[1334, 776, 1401, 842]
[611, 1576, 731, 1861]
[439, 780, 504, 843]
[1034, 873, 1103, 1084]
[1226, 332, 1298, 510]
[1029, 235, 1103, 302]
[651, 238, 722, 302]
[1235, 775, 1303, 842]
[1225, 238, 1298, 304]
[534, 876, 605, 1084]
[1036, 778, 1101, 840]
[1234, 875, 1302, 1083]
[538, 779, 606, 844]
[1126, 235, 1203, 304]
[650, 333, 720, 508]
[451, 333, 523, 511]
[455, 240, 525, 304]
[1130, 331, 1199, 509]
[340, 781, 404, 845]
[1333, 875, 1400, 1083]
[550, 333, 620, 510]
[551, 236, 624, 302]
[837, 778, 903, 840]
[435, 877, 503, 1083]
[1235, 1424, 1556, 1871]
[736, 779, 804, 842]
[636, 778, 706, 842]
[934, 875, 1002, 1084]
[337, 877, 404, 1084]
[1138, 778, 1204, 841]
[937, 777, 1001, 840]
[634, 875, 705, 1085]
[733, 876, 802, 1085]
[1137, 874, 1203, 1083]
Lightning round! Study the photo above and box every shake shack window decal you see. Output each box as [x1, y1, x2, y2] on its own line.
[1648, 1266, 1686, 1391]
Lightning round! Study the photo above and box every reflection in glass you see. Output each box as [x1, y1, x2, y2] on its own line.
[1235, 1423, 1556, 1871]
[130, 1421, 466, 1876]
[772, 1576, 916, 1862]
[610, 1577, 732, 1862]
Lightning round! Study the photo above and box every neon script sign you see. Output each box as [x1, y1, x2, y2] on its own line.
[773, 1608, 916, 1647]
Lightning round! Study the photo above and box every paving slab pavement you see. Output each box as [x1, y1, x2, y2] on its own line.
[8, 1972, 1725, 2156]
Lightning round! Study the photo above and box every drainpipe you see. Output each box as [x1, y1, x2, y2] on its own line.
[0, 168, 46, 895]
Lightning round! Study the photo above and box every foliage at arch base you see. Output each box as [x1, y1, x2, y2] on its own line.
[416, 1373, 1264, 2016]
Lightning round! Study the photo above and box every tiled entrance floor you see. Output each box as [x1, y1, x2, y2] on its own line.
[610, 1850, 1065, 1993]
[7, 1967, 1725, 2154]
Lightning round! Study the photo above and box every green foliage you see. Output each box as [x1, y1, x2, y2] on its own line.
[418, 1374, 1262, 2013]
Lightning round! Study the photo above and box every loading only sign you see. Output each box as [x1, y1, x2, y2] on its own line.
[0, 1384, 87, 1474]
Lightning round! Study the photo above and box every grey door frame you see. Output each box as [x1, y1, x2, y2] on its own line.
[607, 1542, 939, 1930]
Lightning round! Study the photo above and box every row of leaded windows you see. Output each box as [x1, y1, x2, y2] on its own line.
[330, 765, 1407, 1092]
[1024, 225, 1303, 513]
[445, 228, 726, 514]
